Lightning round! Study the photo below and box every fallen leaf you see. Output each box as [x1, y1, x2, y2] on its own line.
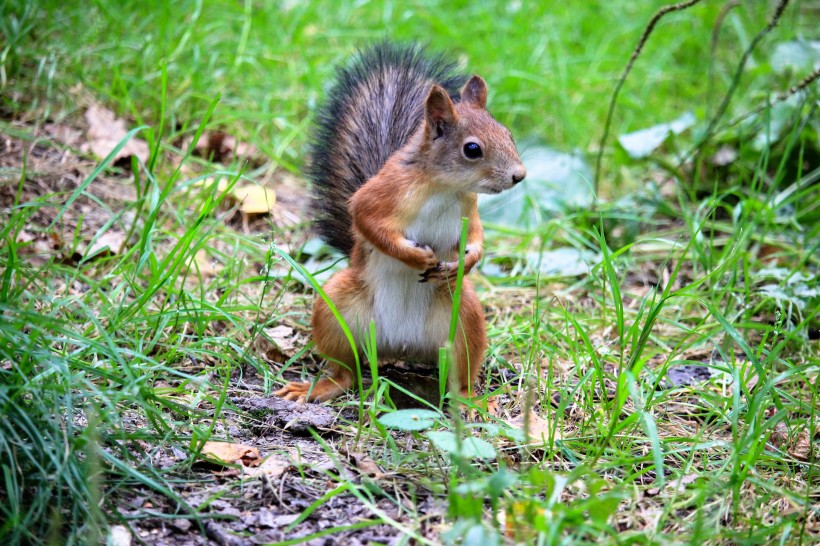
[231, 184, 276, 214]
[770, 40, 820, 74]
[14, 231, 57, 266]
[769, 421, 789, 450]
[15, 230, 35, 244]
[479, 146, 594, 230]
[199, 441, 261, 468]
[265, 325, 296, 353]
[85, 230, 126, 259]
[343, 448, 384, 478]
[244, 453, 290, 479]
[255, 325, 299, 362]
[617, 111, 696, 159]
[108, 525, 132, 546]
[83, 105, 149, 164]
[788, 429, 812, 461]
[740, 364, 760, 393]
[505, 411, 561, 443]
[505, 500, 544, 541]
[192, 249, 221, 278]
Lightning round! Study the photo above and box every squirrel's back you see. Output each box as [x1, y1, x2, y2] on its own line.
[308, 42, 468, 255]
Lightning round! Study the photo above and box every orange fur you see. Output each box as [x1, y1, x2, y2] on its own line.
[276, 75, 524, 404]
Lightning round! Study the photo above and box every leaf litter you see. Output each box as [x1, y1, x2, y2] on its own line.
[82, 104, 150, 164]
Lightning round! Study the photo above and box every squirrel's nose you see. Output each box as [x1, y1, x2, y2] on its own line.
[512, 166, 526, 185]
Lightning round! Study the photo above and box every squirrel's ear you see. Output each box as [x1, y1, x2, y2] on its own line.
[460, 75, 488, 109]
[425, 85, 456, 137]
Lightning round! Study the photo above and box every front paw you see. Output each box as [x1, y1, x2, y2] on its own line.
[463, 244, 482, 273]
[419, 260, 460, 283]
[405, 239, 439, 270]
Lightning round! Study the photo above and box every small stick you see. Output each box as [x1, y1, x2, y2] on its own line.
[594, 0, 705, 192]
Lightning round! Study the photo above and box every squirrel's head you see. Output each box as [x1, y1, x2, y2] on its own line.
[422, 75, 526, 194]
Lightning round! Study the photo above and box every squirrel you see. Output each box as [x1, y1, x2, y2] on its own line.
[275, 42, 526, 403]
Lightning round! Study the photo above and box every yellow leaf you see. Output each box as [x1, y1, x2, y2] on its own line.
[505, 411, 561, 443]
[231, 184, 276, 213]
[199, 441, 261, 467]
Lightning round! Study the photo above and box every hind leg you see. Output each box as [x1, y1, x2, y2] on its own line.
[275, 270, 365, 403]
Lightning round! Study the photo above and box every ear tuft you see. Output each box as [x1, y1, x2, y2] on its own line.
[425, 85, 456, 137]
[460, 75, 488, 109]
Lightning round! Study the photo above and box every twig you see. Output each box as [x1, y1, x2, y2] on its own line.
[721, 66, 820, 132]
[688, 0, 791, 159]
[594, 0, 705, 192]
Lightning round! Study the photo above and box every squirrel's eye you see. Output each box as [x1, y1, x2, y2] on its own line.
[463, 142, 483, 160]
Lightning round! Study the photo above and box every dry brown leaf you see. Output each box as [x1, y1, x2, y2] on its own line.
[788, 429, 812, 461]
[83, 105, 149, 164]
[769, 421, 789, 450]
[192, 249, 221, 278]
[505, 411, 561, 443]
[85, 230, 126, 259]
[199, 441, 261, 468]
[15, 230, 35, 244]
[231, 184, 276, 214]
[265, 325, 296, 353]
[244, 453, 290, 479]
[14, 231, 58, 265]
[344, 449, 383, 478]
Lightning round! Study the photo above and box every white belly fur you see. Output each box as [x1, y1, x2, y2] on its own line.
[363, 193, 464, 357]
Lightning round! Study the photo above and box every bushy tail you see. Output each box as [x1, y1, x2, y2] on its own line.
[308, 42, 467, 255]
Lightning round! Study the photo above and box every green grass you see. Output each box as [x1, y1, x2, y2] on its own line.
[1, 0, 819, 544]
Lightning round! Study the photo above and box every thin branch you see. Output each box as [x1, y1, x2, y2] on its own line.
[594, 0, 705, 192]
[688, 0, 791, 159]
[722, 66, 820, 132]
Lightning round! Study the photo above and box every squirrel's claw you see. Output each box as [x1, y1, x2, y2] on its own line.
[274, 382, 313, 403]
[419, 262, 445, 281]
[420, 261, 465, 283]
